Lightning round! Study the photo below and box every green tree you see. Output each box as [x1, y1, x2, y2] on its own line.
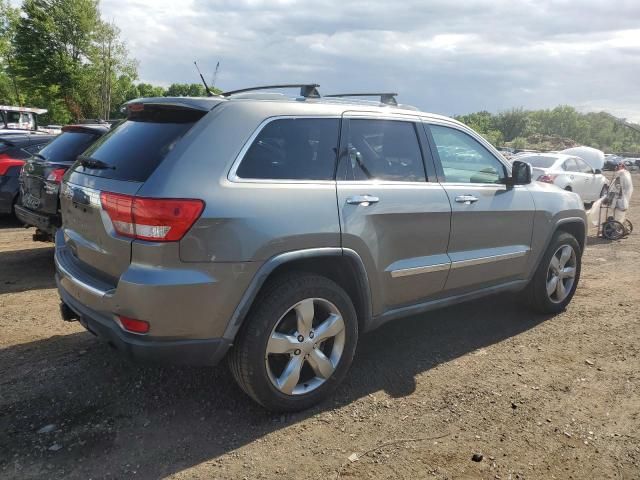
[494, 107, 529, 141]
[0, 0, 20, 104]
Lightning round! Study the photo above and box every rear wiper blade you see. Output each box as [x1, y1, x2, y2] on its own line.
[78, 156, 114, 170]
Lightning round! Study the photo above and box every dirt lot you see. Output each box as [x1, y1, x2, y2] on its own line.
[1, 176, 639, 480]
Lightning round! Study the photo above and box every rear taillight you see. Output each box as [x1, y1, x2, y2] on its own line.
[0, 155, 25, 176]
[118, 316, 150, 334]
[100, 192, 204, 242]
[537, 174, 557, 184]
[46, 168, 66, 183]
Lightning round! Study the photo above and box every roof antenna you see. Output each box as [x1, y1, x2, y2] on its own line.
[194, 61, 214, 97]
[212, 61, 220, 90]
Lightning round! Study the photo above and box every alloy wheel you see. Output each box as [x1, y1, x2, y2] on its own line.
[546, 244, 577, 303]
[265, 298, 346, 396]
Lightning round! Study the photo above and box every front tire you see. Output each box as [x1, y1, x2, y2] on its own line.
[522, 231, 581, 314]
[229, 273, 358, 412]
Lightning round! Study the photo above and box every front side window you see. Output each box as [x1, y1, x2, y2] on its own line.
[236, 118, 340, 180]
[429, 125, 506, 184]
[575, 158, 593, 174]
[339, 119, 426, 182]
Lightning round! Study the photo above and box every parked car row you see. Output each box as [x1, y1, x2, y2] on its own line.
[0, 133, 56, 215]
[15, 123, 110, 240]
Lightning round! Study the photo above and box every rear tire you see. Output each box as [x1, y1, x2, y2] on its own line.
[522, 231, 581, 314]
[229, 273, 358, 412]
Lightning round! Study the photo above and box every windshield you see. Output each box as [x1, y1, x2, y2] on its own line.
[38, 131, 101, 164]
[522, 156, 558, 168]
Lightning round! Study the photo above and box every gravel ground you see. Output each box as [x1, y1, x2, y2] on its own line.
[0, 174, 638, 479]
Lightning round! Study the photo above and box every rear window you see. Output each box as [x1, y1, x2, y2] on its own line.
[236, 118, 340, 180]
[74, 106, 204, 182]
[39, 132, 100, 164]
[522, 156, 557, 168]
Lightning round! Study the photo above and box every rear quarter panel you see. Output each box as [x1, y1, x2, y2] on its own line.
[137, 102, 342, 263]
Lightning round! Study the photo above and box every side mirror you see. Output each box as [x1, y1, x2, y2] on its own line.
[594, 169, 602, 175]
[509, 160, 532, 185]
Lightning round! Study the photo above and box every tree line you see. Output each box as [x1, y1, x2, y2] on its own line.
[455, 106, 640, 154]
[0, 0, 220, 125]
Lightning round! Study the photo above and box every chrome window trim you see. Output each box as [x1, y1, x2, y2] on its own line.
[227, 115, 341, 184]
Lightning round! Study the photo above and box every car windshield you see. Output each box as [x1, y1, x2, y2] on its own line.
[523, 156, 558, 168]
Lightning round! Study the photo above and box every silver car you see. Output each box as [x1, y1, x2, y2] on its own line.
[55, 87, 587, 411]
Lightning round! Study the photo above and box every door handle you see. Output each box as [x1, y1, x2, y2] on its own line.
[454, 195, 479, 205]
[346, 195, 379, 206]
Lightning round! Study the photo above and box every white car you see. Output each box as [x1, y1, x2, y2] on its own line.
[519, 153, 609, 204]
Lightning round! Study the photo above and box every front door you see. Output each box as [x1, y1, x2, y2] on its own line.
[426, 123, 535, 293]
[336, 115, 451, 314]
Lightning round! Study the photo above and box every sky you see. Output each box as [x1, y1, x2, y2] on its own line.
[97, 0, 640, 121]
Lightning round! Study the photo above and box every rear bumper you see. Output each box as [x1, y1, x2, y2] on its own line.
[58, 278, 232, 366]
[14, 204, 57, 233]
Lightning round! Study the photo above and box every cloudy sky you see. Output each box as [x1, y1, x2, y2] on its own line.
[97, 0, 640, 120]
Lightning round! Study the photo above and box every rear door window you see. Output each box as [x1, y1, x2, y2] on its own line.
[74, 106, 205, 182]
[39, 132, 100, 164]
[236, 118, 340, 180]
[338, 119, 426, 182]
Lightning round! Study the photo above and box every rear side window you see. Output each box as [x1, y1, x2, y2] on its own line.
[339, 119, 426, 182]
[74, 106, 204, 182]
[523, 156, 557, 168]
[236, 118, 340, 180]
[39, 132, 99, 164]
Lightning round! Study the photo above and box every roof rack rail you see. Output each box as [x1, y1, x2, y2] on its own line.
[324, 92, 398, 106]
[221, 84, 321, 99]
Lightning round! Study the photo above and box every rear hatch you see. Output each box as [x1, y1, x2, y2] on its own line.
[21, 128, 103, 215]
[60, 101, 210, 284]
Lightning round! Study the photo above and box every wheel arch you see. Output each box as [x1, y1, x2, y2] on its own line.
[223, 248, 372, 342]
[555, 218, 587, 254]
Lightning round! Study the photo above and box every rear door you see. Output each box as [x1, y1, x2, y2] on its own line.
[61, 104, 207, 283]
[425, 122, 535, 293]
[336, 114, 451, 313]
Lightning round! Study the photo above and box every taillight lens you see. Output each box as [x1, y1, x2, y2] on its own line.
[537, 174, 557, 184]
[118, 316, 150, 334]
[100, 192, 204, 242]
[0, 154, 25, 176]
[46, 168, 66, 183]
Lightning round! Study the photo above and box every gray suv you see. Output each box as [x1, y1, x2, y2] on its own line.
[55, 86, 587, 411]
